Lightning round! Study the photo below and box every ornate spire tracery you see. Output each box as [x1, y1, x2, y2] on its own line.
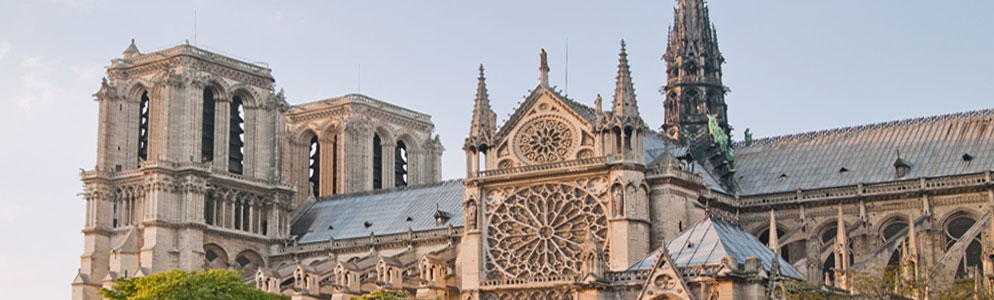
[613, 40, 639, 119]
[465, 65, 496, 151]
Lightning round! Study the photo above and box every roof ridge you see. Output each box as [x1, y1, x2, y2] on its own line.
[737, 108, 994, 148]
[316, 179, 464, 202]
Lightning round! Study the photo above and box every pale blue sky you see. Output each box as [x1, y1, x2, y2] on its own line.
[0, 1, 991, 299]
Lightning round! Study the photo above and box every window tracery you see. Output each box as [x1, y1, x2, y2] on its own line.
[486, 183, 607, 279]
[515, 118, 574, 164]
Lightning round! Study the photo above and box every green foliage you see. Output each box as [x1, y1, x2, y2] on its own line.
[100, 269, 288, 300]
[356, 289, 412, 300]
[783, 265, 994, 300]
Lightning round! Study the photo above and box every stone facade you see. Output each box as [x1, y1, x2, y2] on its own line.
[74, 1, 994, 300]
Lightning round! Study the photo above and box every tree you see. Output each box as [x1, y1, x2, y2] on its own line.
[356, 289, 412, 300]
[100, 269, 289, 300]
[784, 265, 994, 300]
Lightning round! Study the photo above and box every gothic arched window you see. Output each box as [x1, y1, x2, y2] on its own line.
[204, 193, 215, 225]
[138, 91, 150, 162]
[882, 220, 908, 267]
[945, 214, 982, 278]
[394, 140, 408, 187]
[228, 96, 245, 174]
[201, 88, 216, 162]
[234, 201, 242, 230]
[372, 134, 382, 189]
[308, 135, 320, 197]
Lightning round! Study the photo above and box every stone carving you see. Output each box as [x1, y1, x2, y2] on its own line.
[487, 184, 607, 279]
[515, 118, 574, 164]
[481, 288, 573, 300]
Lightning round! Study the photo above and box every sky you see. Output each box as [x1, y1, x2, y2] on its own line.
[0, 0, 991, 299]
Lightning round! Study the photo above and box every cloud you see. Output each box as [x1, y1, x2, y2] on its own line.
[0, 41, 10, 62]
[8, 55, 102, 113]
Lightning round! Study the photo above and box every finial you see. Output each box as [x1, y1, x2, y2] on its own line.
[123, 38, 141, 58]
[620, 39, 627, 52]
[595, 94, 603, 114]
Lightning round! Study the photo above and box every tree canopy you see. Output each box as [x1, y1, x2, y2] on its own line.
[100, 269, 288, 300]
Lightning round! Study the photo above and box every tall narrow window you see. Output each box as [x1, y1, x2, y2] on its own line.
[234, 201, 242, 230]
[229, 96, 245, 174]
[204, 193, 215, 225]
[308, 135, 320, 197]
[138, 91, 150, 162]
[394, 141, 407, 187]
[242, 202, 250, 232]
[331, 136, 337, 194]
[623, 126, 633, 151]
[372, 134, 382, 189]
[201, 88, 215, 162]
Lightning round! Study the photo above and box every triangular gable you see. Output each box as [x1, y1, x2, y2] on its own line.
[494, 84, 596, 141]
[637, 248, 695, 300]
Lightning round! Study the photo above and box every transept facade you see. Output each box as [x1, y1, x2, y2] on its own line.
[73, 1, 994, 300]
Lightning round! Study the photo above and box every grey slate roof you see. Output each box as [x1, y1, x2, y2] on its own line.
[291, 180, 465, 244]
[628, 216, 804, 280]
[735, 109, 994, 195]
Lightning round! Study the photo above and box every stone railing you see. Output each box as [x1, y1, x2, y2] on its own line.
[80, 159, 293, 190]
[274, 227, 461, 255]
[480, 275, 577, 287]
[122, 44, 271, 75]
[292, 93, 431, 122]
[603, 269, 650, 282]
[739, 172, 992, 207]
[476, 156, 610, 178]
[739, 171, 992, 208]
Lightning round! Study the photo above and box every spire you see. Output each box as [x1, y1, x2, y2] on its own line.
[123, 38, 140, 58]
[612, 40, 639, 118]
[768, 210, 779, 254]
[662, 0, 729, 143]
[768, 209, 782, 277]
[835, 204, 851, 291]
[467, 65, 496, 149]
[539, 49, 550, 88]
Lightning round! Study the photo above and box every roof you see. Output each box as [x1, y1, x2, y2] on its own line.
[735, 109, 994, 195]
[291, 180, 465, 244]
[643, 132, 727, 193]
[628, 216, 804, 280]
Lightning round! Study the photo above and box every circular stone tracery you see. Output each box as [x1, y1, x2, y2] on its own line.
[515, 118, 575, 164]
[487, 184, 608, 279]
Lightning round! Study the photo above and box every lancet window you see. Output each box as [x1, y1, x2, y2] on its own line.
[138, 91, 150, 162]
[394, 140, 407, 187]
[228, 95, 244, 174]
[201, 88, 216, 162]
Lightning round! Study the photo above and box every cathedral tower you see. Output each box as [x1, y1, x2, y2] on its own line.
[661, 0, 729, 143]
[661, 0, 736, 190]
[74, 40, 294, 300]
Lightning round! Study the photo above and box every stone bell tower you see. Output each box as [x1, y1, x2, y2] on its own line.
[73, 40, 294, 300]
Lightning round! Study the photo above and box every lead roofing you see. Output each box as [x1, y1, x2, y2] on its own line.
[734, 109, 994, 195]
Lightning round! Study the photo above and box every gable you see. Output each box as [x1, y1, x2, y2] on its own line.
[491, 86, 597, 168]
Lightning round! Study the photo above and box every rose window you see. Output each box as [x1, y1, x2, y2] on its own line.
[515, 119, 574, 163]
[486, 184, 608, 279]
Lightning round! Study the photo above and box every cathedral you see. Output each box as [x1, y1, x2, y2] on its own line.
[72, 1, 994, 300]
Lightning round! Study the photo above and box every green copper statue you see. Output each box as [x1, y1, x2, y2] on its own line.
[707, 114, 734, 161]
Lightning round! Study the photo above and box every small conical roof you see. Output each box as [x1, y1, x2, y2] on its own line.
[123, 38, 140, 58]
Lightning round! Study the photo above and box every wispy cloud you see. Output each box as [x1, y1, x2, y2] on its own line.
[9, 55, 102, 113]
[0, 41, 10, 62]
